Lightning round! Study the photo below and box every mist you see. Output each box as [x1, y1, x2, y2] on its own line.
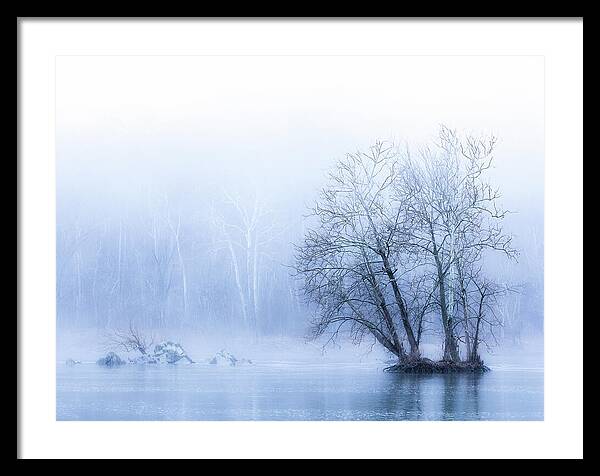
[56, 56, 543, 360]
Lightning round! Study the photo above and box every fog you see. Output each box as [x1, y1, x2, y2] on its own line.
[56, 55, 544, 353]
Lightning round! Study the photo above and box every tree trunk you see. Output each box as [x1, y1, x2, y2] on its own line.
[173, 224, 188, 325]
[430, 226, 460, 362]
[226, 239, 249, 329]
[347, 299, 403, 359]
[434, 257, 460, 361]
[252, 236, 260, 338]
[362, 251, 406, 360]
[471, 295, 484, 362]
[380, 253, 419, 357]
[354, 192, 418, 358]
[245, 229, 258, 338]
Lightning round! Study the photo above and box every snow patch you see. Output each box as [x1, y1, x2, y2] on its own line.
[208, 350, 252, 366]
[153, 341, 194, 364]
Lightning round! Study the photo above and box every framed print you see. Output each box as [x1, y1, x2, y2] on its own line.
[18, 18, 583, 459]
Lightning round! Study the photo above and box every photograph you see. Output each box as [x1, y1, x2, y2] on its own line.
[55, 54, 544, 421]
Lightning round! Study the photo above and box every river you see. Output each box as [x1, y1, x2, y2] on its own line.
[56, 361, 543, 420]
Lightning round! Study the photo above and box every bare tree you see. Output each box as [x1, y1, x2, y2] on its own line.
[296, 128, 517, 364]
[163, 195, 189, 327]
[210, 189, 280, 337]
[143, 191, 179, 328]
[397, 126, 516, 361]
[404, 272, 438, 348]
[295, 142, 422, 361]
[454, 267, 509, 363]
[104, 322, 155, 356]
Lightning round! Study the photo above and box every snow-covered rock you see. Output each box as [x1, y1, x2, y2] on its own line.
[128, 354, 158, 365]
[208, 350, 252, 366]
[96, 352, 126, 367]
[153, 341, 194, 364]
[65, 358, 81, 366]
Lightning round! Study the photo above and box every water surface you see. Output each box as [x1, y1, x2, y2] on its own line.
[56, 362, 543, 420]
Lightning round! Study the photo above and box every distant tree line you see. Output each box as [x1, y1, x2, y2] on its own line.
[56, 126, 542, 351]
[56, 186, 305, 337]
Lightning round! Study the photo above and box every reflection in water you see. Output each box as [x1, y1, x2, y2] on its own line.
[441, 374, 458, 419]
[57, 364, 543, 421]
[464, 373, 482, 418]
[441, 373, 483, 420]
[383, 373, 483, 420]
[383, 374, 426, 419]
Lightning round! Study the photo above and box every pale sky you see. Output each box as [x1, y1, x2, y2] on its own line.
[56, 55, 544, 236]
